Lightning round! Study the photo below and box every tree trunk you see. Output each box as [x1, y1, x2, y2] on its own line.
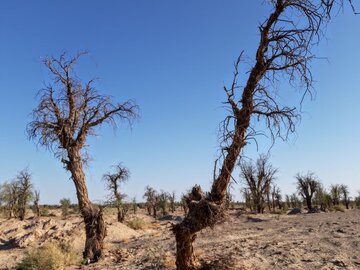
[117, 204, 122, 222]
[67, 149, 106, 263]
[306, 197, 312, 211]
[174, 230, 197, 270]
[173, 196, 223, 270]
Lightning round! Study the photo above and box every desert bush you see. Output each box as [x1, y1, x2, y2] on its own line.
[59, 198, 71, 217]
[330, 184, 341, 206]
[127, 217, 147, 230]
[333, 204, 345, 212]
[314, 186, 332, 211]
[157, 191, 170, 216]
[16, 242, 79, 270]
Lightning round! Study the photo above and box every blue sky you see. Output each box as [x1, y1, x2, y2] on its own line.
[0, 1, 359, 204]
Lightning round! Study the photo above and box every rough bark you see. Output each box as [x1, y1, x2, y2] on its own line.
[68, 148, 106, 262]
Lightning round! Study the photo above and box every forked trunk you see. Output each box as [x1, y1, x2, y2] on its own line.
[68, 149, 106, 263]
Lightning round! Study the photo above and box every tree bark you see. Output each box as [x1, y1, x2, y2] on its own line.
[67, 148, 106, 262]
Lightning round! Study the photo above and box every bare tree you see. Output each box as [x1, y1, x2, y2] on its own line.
[240, 155, 278, 214]
[172, 1, 354, 268]
[103, 164, 130, 222]
[16, 169, 34, 221]
[340, 184, 350, 209]
[33, 190, 40, 218]
[27, 52, 138, 262]
[296, 172, 320, 211]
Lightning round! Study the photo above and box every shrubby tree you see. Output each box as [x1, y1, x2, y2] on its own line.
[296, 172, 320, 211]
[143, 186, 157, 217]
[340, 184, 350, 209]
[16, 169, 34, 221]
[240, 155, 278, 214]
[157, 191, 170, 216]
[290, 193, 302, 208]
[172, 1, 357, 267]
[103, 164, 130, 222]
[60, 198, 71, 217]
[314, 185, 332, 211]
[27, 52, 139, 262]
[330, 184, 341, 206]
[0, 181, 19, 218]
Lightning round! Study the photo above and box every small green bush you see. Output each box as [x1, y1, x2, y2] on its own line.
[16, 242, 79, 270]
[127, 217, 147, 230]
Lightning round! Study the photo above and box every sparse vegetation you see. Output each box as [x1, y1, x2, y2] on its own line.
[127, 217, 147, 230]
[16, 242, 79, 270]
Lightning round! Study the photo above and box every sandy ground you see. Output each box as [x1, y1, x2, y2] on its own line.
[1, 209, 360, 270]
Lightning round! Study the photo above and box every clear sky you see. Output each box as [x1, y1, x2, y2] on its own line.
[0, 1, 359, 204]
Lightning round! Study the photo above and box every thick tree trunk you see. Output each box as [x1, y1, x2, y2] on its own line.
[67, 149, 106, 263]
[173, 195, 223, 270]
[306, 197, 312, 211]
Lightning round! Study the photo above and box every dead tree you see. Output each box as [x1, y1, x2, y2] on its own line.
[16, 169, 34, 221]
[240, 155, 278, 214]
[172, 1, 353, 268]
[103, 163, 130, 222]
[27, 52, 138, 263]
[296, 172, 319, 211]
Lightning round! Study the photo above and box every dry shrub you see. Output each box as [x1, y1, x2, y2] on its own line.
[16, 242, 79, 270]
[333, 205, 345, 212]
[127, 217, 147, 230]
